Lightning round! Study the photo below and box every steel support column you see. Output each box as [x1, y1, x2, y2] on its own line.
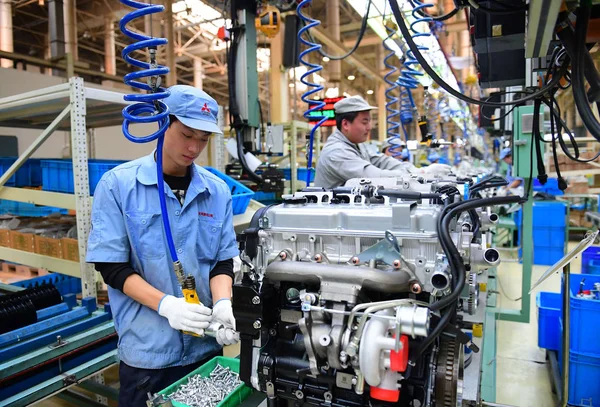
[0, 0, 13, 68]
[104, 16, 116, 76]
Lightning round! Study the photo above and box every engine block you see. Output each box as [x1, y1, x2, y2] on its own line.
[233, 184, 501, 406]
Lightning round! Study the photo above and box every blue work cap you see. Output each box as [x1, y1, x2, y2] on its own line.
[164, 85, 222, 135]
[499, 147, 512, 160]
[428, 152, 440, 162]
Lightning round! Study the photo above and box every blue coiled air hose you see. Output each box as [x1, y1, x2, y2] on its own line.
[119, 0, 179, 266]
[383, 24, 404, 158]
[396, 0, 434, 132]
[297, 0, 327, 187]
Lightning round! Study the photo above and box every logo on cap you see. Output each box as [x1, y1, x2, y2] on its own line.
[201, 103, 211, 113]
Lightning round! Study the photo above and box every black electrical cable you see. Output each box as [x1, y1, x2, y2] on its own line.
[481, 105, 518, 123]
[567, 5, 600, 141]
[236, 128, 263, 184]
[469, 209, 480, 243]
[435, 195, 525, 312]
[226, 20, 263, 184]
[410, 195, 525, 365]
[257, 99, 266, 150]
[524, 111, 536, 200]
[549, 99, 568, 191]
[304, 0, 372, 61]
[533, 98, 548, 185]
[409, 0, 460, 22]
[543, 98, 600, 162]
[389, 0, 569, 107]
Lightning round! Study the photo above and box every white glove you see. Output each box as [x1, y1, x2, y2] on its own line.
[211, 299, 240, 346]
[158, 295, 212, 336]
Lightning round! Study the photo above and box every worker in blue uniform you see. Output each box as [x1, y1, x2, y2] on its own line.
[86, 86, 240, 407]
[427, 152, 441, 164]
[499, 147, 523, 189]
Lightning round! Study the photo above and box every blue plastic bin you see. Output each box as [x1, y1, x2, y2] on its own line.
[41, 159, 125, 195]
[585, 260, 600, 275]
[533, 201, 567, 227]
[0, 200, 68, 217]
[533, 178, 564, 196]
[537, 292, 561, 351]
[533, 226, 566, 248]
[566, 274, 600, 356]
[281, 168, 315, 183]
[11, 273, 81, 296]
[533, 246, 565, 266]
[582, 246, 600, 274]
[253, 191, 278, 205]
[0, 158, 42, 187]
[297, 168, 315, 183]
[566, 351, 600, 407]
[203, 167, 254, 215]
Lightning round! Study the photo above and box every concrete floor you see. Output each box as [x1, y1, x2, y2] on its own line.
[493, 244, 583, 407]
[37, 248, 583, 407]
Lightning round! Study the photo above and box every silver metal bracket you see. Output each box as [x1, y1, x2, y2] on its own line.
[356, 230, 401, 267]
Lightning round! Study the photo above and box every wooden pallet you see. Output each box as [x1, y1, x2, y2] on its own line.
[1, 262, 48, 278]
[0, 271, 29, 284]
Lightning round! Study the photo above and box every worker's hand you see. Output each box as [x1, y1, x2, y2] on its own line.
[158, 295, 212, 336]
[212, 299, 240, 346]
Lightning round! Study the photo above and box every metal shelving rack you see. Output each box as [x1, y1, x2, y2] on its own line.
[0, 77, 124, 298]
[0, 77, 262, 406]
[0, 78, 262, 295]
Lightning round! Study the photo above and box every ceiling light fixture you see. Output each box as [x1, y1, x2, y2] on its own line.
[347, 75, 355, 81]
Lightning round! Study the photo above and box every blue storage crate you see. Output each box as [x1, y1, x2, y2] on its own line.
[537, 292, 561, 351]
[533, 245, 565, 266]
[582, 246, 600, 274]
[297, 168, 315, 183]
[533, 201, 567, 227]
[0, 200, 67, 217]
[533, 178, 564, 196]
[11, 273, 81, 296]
[566, 274, 600, 356]
[253, 191, 278, 205]
[566, 351, 600, 407]
[0, 157, 42, 187]
[585, 260, 600, 275]
[533, 226, 566, 248]
[203, 167, 254, 215]
[281, 168, 315, 183]
[41, 159, 125, 195]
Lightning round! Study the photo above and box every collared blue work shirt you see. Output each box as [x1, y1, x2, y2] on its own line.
[505, 164, 523, 185]
[86, 152, 239, 369]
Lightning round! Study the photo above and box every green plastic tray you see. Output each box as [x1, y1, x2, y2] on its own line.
[158, 356, 253, 407]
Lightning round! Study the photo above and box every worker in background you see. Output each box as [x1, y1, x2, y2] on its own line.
[499, 147, 523, 190]
[400, 149, 411, 162]
[428, 152, 440, 164]
[86, 86, 240, 407]
[314, 96, 410, 189]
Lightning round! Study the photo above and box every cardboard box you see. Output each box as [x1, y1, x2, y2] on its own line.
[34, 235, 63, 259]
[0, 230, 10, 248]
[9, 231, 35, 252]
[558, 154, 568, 165]
[61, 238, 79, 262]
